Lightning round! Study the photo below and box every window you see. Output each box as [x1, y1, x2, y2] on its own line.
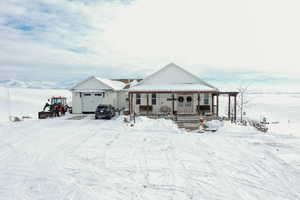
[51, 98, 65, 104]
[84, 93, 91, 96]
[95, 93, 102, 96]
[96, 105, 108, 111]
[151, 93, 156, 105]
[136, 94, 141, 105]
[204, 93, 209, 104]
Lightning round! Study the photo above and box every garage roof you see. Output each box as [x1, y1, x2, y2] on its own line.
[70, 76, 126, 91]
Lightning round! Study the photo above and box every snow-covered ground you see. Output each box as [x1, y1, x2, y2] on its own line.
[0, 116, 299, 199]
[0, 88, 300, 199]
[219, 93, 300, 136]
[0, 87, 71, 123]
[246, 93, 300, 136]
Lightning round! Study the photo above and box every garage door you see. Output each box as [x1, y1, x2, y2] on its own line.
[81, 93, 104, 113]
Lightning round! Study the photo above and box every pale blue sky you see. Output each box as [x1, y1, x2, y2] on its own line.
[0, 0, 299, 85]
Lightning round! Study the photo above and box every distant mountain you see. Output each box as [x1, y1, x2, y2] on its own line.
[1, 79, 299, 94]
[0, 79, 78, 89]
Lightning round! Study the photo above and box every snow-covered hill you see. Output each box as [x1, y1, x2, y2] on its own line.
[0, 79, 78, 89]
[0, 79, 58, 89]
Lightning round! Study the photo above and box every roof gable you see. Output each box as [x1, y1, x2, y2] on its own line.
[70, 76, 125, 91]
[95, 77, 125, 90]
[136, 63, 217, 89]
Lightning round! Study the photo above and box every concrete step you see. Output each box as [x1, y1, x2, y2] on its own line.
[176, 115, 201, 121]
[176, 122, 201, 130]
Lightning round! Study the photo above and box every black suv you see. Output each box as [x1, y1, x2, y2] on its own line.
[95, 104, 116, 119]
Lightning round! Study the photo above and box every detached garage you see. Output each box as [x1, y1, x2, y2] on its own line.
[70, 76, 127, 114]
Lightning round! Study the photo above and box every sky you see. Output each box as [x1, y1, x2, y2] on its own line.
[0, 0, 300, 86]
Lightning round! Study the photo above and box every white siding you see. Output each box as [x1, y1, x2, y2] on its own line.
[132, 92, 213, 115]
[72, 92, 82, 114]
[151, 93, 173, 114]
[71, 77, 128, 113]
[117, 91, 129, 110]
[72, 91, 124, 113]
[132, 93, 173, 115]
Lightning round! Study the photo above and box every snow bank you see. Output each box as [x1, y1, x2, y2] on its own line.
[131, 116, 182, 134]
[204, 119, 224, 130]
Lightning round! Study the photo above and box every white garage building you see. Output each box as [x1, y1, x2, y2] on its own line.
[70, 76, 127, 114]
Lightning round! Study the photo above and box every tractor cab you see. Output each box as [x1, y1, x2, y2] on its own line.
[50, 97, 66, 105]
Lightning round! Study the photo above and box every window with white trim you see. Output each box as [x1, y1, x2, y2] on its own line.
[151, 93, 156, 105]
[136, 94, 141, 105]
[204, 93, 209, 104]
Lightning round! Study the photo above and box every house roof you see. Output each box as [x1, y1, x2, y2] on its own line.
[70, 76, 125, 91]
[123, 79, 141, 90]
[129, 83, 217, 92]
[129, 63, 218, 92]
[95, 77, 125, 90]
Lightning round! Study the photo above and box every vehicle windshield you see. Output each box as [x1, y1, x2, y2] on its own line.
[97, 105, 109, 110]
[51, 98, 65, 104]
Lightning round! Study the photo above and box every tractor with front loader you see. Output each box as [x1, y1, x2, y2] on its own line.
[38, 97, 70, 119]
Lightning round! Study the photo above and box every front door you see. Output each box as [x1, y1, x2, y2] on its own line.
[177, 95, 193, 114]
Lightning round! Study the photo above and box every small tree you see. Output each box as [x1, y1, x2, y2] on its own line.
[237, 83, 253, 122]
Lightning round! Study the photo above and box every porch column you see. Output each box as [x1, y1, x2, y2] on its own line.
[197, 93, 200, 115]
[234, 94, 237, 122]
[211, 94, 214, 115]
[128, 92, 131, 115]
[131, 92, 134, 116]
[172, 93, 175, 115]
[228, 94, 231, 120]
[146, 93, 149, 116]
[216, 94, 219, 117]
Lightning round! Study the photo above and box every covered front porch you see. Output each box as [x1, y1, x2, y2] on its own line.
[128, 91, 238, 122]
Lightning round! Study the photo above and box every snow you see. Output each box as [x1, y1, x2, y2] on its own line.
[218, 93, 300, 136]
[0, 79, 79, 89]
[0, 87, 71, 122]
[0, 116, 299, 199]
[0, 79, 58, 89]
[132, 116, 182, 133]
[246, 93, 300, 136]
[95, 77, 125, 90]
[204, 120, 224, 130]
[0, 88, 300, 199]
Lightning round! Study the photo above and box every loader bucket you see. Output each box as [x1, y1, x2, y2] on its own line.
[38, 112, 54, 119]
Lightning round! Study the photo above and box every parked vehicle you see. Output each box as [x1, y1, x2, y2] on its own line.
[95, 104, 116, 120]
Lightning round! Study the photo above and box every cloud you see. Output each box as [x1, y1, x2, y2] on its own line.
[0, 0, 299, 83]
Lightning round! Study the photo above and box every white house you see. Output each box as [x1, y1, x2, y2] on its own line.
[128, 63, 238, 119]
[70, 76, 127, 114]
